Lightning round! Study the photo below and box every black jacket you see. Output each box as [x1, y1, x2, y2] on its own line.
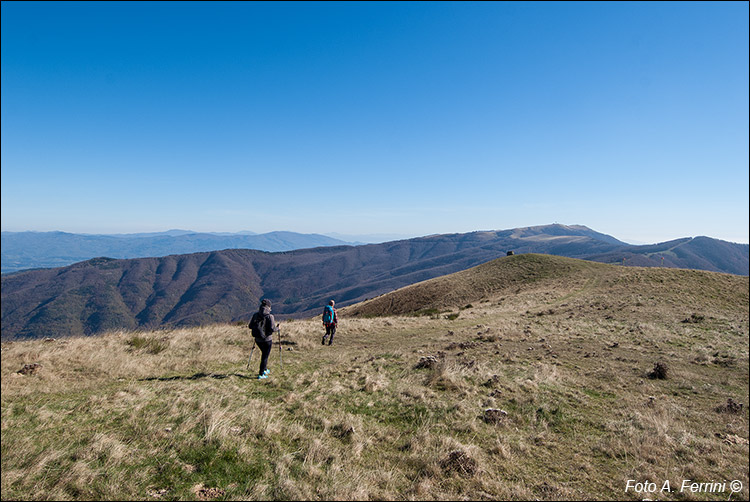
[250, 305, 278, 341]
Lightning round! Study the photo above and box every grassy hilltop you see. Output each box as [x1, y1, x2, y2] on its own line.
[1, 254, 748, 500]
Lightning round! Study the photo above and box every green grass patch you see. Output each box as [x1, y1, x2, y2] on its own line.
[126, 335, 168, 354]
[411, 308, 441, 317]
[582, 388, 617, 400]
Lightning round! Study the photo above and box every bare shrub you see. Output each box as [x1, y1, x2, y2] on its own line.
[422, 359, 467, 393]
[331, 414, 359, 442]
[482, 374, 501, 388]
[682, 313, 705, 323]
[360, 373, 387, 393]
[17, 363, 42, 375]
[483, 408, 508, 425]
[715, 398, 743, 414]
[648, 361, 668, 379]
[439, 450, 477, 478]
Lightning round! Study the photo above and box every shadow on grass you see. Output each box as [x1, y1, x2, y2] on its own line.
[139, 372, 255, 382]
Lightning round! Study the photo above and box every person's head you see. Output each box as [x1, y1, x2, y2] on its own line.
[261, 299, 271, 309]
[329, 300, 335, 306]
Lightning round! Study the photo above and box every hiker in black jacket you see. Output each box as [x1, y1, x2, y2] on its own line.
[249, 299, 279, 379]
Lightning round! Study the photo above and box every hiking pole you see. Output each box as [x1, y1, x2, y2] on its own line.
[277, 324, 283, 370]
[246, 342, 255, 370]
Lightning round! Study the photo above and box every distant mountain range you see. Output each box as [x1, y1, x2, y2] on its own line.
[1, 224, 747, 340]
[0, 230, 354, 273]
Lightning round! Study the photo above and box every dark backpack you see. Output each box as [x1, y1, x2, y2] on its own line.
[249, 312, 267, 339]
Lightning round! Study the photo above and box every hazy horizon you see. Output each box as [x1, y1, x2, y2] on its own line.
[2, 224, 748, 246]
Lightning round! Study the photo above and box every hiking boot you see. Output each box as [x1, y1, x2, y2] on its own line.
[257, 373, 268, 380]
[263, 369, 270, 376]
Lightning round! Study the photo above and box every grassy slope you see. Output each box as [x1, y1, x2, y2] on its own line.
[2, 255, 748, 501]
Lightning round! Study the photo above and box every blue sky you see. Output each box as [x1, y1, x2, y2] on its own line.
[2, 1, 748, 244]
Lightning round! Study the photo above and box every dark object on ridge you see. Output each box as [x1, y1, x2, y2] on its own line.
[507, 251, 514, 256]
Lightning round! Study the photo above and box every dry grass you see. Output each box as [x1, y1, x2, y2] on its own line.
[2, 255, 748, 500]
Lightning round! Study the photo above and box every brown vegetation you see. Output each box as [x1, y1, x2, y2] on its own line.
[2, 255, 748, 500]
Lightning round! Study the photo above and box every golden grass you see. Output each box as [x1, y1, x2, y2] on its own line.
[2, 256, 748, 500]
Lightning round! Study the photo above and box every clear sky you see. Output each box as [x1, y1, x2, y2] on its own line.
[2, 1, 748, 244]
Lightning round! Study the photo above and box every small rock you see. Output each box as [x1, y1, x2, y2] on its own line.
[147, 487, 169, 498]
[192, 484, 226, 500]
[414, 356, 440, 369]
[715, 433, 749, 445]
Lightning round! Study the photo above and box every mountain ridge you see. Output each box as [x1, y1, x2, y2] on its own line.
[2, 224, 747, 340]
[0, 230, 354, 273]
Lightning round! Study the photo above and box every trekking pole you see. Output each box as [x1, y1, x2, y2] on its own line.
[246, 342, 255, 370]
[277, 324, 283, 370]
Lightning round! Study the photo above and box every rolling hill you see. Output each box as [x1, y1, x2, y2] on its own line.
[2, 254, 747, 500]
[344, 253, 748, 318]
[1, 225, 747, 340]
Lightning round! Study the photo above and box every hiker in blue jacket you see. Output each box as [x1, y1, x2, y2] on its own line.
[322, 300, 338, 346]
[249, 299, 279, 379]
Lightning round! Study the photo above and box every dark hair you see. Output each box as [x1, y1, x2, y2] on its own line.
[261, 299, 271, 308]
